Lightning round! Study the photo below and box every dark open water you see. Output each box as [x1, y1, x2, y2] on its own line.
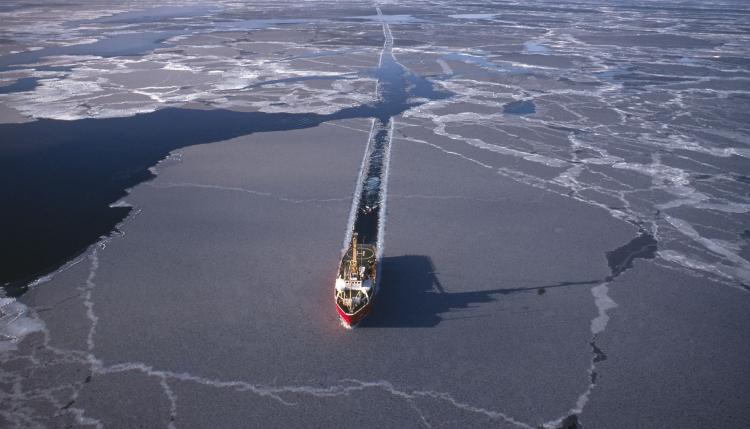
[0, 31, 449, 296]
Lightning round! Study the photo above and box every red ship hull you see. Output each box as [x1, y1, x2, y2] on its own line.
[336, 300, 373, 326]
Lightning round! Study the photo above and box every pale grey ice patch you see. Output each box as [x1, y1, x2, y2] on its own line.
[0, 298, 45, 352]
[590, 283, 617, 335]
[448, 13, 497, 20]
[355, 14, 425, 24]
[524, 41, 551, 54]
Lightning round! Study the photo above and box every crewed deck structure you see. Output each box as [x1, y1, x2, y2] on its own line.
[335, 233, 377, 325]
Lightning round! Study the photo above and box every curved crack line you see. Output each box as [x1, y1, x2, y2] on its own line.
[28, 240, 535, 428]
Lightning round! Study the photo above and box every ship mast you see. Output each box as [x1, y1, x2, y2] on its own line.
[349, 232, 359, 279]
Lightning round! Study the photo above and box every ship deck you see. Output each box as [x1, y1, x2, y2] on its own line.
[339, 243, 377, 277]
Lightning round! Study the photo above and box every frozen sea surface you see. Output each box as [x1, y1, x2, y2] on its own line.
[1, 1, 749, 428]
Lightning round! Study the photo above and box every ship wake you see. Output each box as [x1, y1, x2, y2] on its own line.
[336, 7, 402, 326]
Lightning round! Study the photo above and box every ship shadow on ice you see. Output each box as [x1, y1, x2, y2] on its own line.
[361, 255, 599, 328]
